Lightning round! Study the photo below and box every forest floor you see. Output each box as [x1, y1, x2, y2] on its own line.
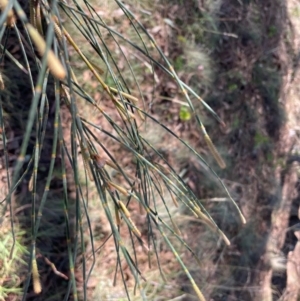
[62, 0, 300, 300]
[74, 1, 300, 300]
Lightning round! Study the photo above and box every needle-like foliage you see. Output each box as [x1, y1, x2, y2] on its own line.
[0, 1, 246, 300]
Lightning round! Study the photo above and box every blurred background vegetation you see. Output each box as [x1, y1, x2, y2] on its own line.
[1, 0, 300, 300]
